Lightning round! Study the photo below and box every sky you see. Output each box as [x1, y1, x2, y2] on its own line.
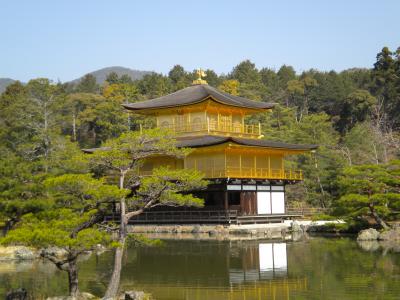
[1, 0, 399, 82]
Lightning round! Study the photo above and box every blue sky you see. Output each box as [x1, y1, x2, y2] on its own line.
[1, 0, 399, 82]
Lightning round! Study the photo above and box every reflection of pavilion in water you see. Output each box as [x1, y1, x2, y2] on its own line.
[122, 240, 307, 300]
[229, 242, 288, 284]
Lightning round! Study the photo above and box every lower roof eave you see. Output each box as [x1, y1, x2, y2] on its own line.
[176, 135, 318, 152]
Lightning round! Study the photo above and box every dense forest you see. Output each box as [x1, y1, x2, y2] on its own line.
[1, 46, 400, 216]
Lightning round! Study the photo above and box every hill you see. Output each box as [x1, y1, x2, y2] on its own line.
[0, 78, 16, 94]
[0, 67, 152, 94]
[70, 66, 152, 85]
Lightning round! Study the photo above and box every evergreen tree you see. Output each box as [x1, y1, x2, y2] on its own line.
[336, 161, 400, 229]
[105, 72, 120, 85]
[204, 69, 221, 87]
[230, 60, 261, 84]
[230, 60, 266, 100]
[277, 65, 296, 88]
[168, 65, 188, 85]
[337, 89, 376, 133]
[371, 47, 399, 125]
[0, 81, 34, 155]
[75, 74, 99, 93]
[88, 129, 207, 298]
[286, 76, 318, 120]
[137, 73, 172, 98]
[61, 92, 129, 147]
[1, 174, 125, 297]
[119, 74, 133, 84]
[259, 68, 283, 102]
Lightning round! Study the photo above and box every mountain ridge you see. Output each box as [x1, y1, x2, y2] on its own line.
[68, 66, 152, 85]
[0, 66, 152, 93]
[0, 78, 17, 94]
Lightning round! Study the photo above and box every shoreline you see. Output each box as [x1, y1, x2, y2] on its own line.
[126, 219, 345, 239]
[2, 222, 398, 263]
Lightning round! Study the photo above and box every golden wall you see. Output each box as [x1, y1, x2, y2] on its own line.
[141, 146, 303, 180]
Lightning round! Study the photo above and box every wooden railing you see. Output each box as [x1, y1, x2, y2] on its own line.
[202, 167, 303, 180]
[140, 167, 304, 180]
[155, 120, 261, 138]
[105, 207, 326, 225]
[140, 167, 303, 180]
[123, 210, 239, 224]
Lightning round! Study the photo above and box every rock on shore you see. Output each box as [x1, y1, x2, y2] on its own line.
[378, 227, 400, 241]
[127, 224, 293, 240]
[0, 246, 37, 261]
[357, 227, 400, 242]
[357, 228, 380, 241]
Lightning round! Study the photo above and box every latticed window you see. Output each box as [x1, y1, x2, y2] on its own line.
[208, 114, 217, 130]
[175, 115, 188, 132]
[219, 115, 232, 131]
[192, 117, 202, 131]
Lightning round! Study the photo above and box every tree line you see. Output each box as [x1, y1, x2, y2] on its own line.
[1, 46, 400, 221]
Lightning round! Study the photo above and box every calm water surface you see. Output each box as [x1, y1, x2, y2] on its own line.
[1, 237, 400, 299]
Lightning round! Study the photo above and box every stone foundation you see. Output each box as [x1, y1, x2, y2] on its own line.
[127, 223, 293, 240]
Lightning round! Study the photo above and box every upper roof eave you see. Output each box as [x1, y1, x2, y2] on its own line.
[122, 97, 273, 114]
[122, 84, 274, 113]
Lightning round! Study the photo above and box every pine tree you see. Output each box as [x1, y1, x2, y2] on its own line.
[88, 129, 207, 298]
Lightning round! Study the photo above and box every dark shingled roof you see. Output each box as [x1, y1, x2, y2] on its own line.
[123, 84, 274, 111]
[82, 136, 317, 153]
[177, 135, 318, 151]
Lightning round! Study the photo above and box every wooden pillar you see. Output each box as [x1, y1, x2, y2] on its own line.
[224, 191, 229, 211]
[239, 154, 242, 175]
[254, 154, 257, 177]
[240, 192, 245, 215]
[241, 113, 245, 133]
[229, 112, 232, 132]
[224, 149, 227, 177]
[268, 155, 271, 177]
[251, 192, 257, 215]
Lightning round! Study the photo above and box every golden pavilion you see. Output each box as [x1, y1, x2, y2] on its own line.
[123, 71, 317, 223]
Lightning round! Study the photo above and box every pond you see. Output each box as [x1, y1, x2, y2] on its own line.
[1, 236, 400, 299]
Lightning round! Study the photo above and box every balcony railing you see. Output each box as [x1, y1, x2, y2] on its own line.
[140, 167, 303, 181]
[156, 120, 261, 138]
[202, 167, 303, 180]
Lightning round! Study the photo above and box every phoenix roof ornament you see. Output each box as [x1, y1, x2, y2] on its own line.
[192, 68, 208, 85]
